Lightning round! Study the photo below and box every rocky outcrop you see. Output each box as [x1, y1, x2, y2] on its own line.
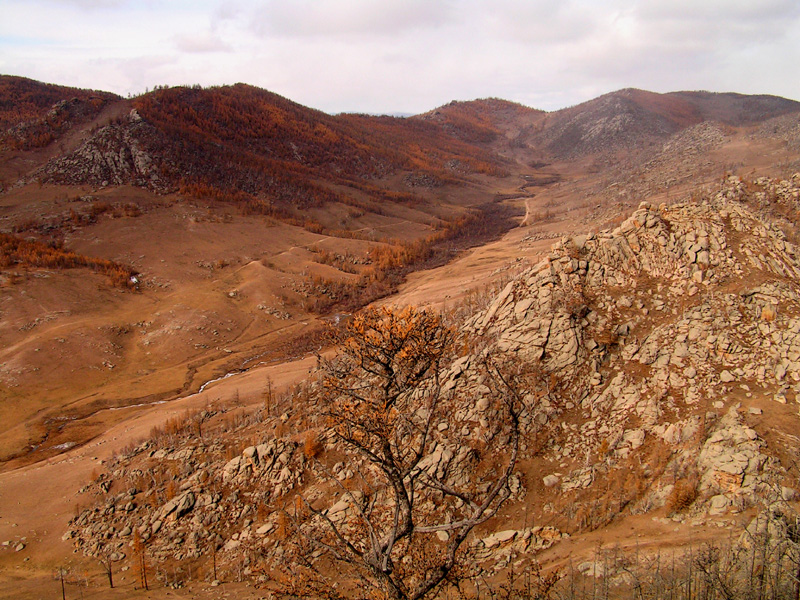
[465, 176, 800, 519]
[66, 175, 800, 581]
[34, 110, 169, 191]
[67, 434, 305, 566]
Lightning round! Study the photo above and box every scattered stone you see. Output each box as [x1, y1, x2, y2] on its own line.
[543, 474, 560, 488]
[482, 530, 517, 548]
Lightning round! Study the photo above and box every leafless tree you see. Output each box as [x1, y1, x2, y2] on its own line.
[95, 544, 123, 589]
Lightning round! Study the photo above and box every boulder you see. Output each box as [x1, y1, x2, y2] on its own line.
[543, 474, 560, 488]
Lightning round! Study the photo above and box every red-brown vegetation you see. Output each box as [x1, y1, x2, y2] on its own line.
[0, 75, 119, 149]
[0, 233, 136, 287]
[302, 429, 324, 459]
[308, 201, 521, 312]
[419, 97, 544, 144]
[126, 85, 505, 221]
[667, 476, 699, 514]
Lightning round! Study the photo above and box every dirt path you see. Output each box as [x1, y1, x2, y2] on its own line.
[519, 197, 536, 227]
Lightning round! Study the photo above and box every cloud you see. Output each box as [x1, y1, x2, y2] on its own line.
[39, 0, 127, 9]
[2, 0, 800, 114]
[174, 32, 231, 53]
[474, 0, 603, 45]
[249, 0, 453, 38]
[639, 0, 797, 21]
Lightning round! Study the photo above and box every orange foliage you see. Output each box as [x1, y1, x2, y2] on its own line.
[0, 75, 118, 148]
[308, 202, 520, 313]
[419, 97, 543, 144]
[0, 233, 137, 288]
[130, 84, 505, 220]
[303, 430, 324, 459]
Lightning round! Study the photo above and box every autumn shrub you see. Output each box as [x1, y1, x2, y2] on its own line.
[165, 479, 177, 501]
[303, 430, 324, 459]
[274, 511, 292, 542]
[89, 202, 112, 219]
[307, 205, 519, 314]
[0, 233, 137, 288]
[667, 476, 699, 514]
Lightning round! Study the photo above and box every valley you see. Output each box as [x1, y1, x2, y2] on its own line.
[2, 77, 800, 598]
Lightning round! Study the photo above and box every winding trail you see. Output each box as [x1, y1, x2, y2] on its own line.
[519, 197, 535, 227]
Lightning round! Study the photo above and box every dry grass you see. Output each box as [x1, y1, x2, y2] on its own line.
[303, 429, 324, 459]
[667, 476, 699, 515]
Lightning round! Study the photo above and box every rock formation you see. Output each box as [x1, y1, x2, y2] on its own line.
[65, 175, 800, 586]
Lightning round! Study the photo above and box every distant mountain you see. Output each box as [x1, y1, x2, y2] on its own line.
[417, 97, 545, 144]
[4, 81, 505, 225]
[534, 88, 800, 158]
[421, 89, 800, 160]
[4, 78, 800, 208]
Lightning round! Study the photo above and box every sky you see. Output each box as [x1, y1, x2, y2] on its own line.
[2, 0, 800, 115]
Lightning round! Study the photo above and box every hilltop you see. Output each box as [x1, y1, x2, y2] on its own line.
[424, 89, 800, 160]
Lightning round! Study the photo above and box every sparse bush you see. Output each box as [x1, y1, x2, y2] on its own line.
[302, 430, 323, 459]
[667, 476, 698, 514]
[0, 232, 137, 288]
[165, 479, 177, 501]
[122, 203, 142, 217]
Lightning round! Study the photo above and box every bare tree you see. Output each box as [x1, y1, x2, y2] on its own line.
[133, 530, 149, 590]
[97, 545, 124, 589]
[283, 306, 533, 600]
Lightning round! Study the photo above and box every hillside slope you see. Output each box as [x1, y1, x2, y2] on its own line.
[0, 80, 520, 467]
[28, 84, 505, 222]
[64, 175, 800, 595]
[0, 75, 119, 134]
[425, 89, 800, 161]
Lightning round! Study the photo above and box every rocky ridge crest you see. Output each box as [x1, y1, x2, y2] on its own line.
[469, 176, 800, 517]
[33, 109, 169, 191]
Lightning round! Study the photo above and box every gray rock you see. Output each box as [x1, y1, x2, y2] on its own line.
[543, 474, 560, 488]
[709, 494, 730, 516]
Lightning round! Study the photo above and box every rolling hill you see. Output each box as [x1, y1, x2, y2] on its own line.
[424, 88, 800, 160]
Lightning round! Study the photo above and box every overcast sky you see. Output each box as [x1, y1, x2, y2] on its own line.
[2, 0, 799, 115]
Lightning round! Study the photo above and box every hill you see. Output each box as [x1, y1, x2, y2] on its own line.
[31, 83, 505, 223]
[64, 174, 800, 598]
[3, 77, 800, 598]
[417, 97, 545, 144]
[0, 75, 119, 134]
[425, 89, 800, 161]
